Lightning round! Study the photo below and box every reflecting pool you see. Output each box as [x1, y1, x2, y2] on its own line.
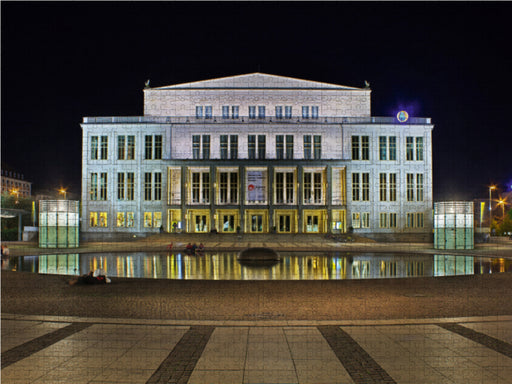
[3, 252, 512, 280]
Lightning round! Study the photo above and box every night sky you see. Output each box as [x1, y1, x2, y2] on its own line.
[2, 2, 511, 200]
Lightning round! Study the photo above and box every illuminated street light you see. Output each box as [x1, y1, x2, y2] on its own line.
[59, 188, 67, 199]
[498, 198, 507, 221]
[10, 188, 19, 204]
[489, 185, 496, 235]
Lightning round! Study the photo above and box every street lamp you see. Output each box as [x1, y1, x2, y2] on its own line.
[489, 185, 496, 235]
[498, 199, 506, 221]
[59, 188, 67, 200]
[10, 188, 19, 204]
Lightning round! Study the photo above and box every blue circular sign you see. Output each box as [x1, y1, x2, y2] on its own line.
[397, 110, 409, 123]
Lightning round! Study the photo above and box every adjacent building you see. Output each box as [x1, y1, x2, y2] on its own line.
[1, 168, 32, 198]
[81, 73, 433, 240]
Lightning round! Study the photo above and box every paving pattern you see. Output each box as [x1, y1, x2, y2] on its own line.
[2, 314, 512, 384]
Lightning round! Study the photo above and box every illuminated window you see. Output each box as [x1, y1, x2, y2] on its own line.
[195, 106, 203, 118]
[117, 173, 125, 200]
[416, 174, 424, 202]
[127, 212, 135, 227]
[190, 171, 210, 204]
[144, 212, 152, 227]
[251, 214, 264, 232]
[302, 106, 309, 118]
[99, 212, 107, 227]
[90, 173, 98, 201]
[352, 212, 361, 228]
[406, 137, 414, 160]
[303, 171, 324, 204]
[275, 171, 295, 204]
[361, 212, 370, 228]
[379, 173, 387, 201]
[100, 136, 108, 160]
[218, 171, 238, 204]
[407, 173, 415, 201]
[90, 212, 98, 227]
[222, 215, 236, 232]
[117, 136, 126, 160]
[91, 136, 99, 160]
[389, 173, 397, 201]
[352, 136, 360, 160]
[117, 212, 125, 227]
[127, 173, 134, 200]
[99, 173, 107, 200]
[416, 137, 424, 161]
[153, 212, 162, 228]
[352, 173, 360, 201]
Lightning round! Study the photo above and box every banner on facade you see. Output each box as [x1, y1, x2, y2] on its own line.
[246, 170, 266, 202]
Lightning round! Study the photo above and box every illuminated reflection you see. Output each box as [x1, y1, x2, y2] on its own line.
[5, 252, 512, 280]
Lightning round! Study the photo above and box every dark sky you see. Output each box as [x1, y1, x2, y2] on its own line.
[2, 2, 511, 200]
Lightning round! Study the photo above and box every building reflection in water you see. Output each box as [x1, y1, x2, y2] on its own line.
[5, 252, 512, 280]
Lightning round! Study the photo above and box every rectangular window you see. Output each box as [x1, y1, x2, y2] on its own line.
[99, 212, 107, 227]
[275, 172, 294, 204]
[302, 106, 309, 118]
[389, 173, 397, 201]
[416, 174, 424, 202]
[196, 106, 203, 118]
[379, 136, 387, 160]
[117, 212, 125, 227]
[389, 213, 397, 228]
[276, 135, 284, 159]
[153, 212, 162, 228]
[127, 136, 135, 160]
[145, 135, 152, 160]
[416, 137, 424, 161]
[193, 135, 200, 159]
[416, 212, 424, 228]
[406, 137, 414, 160]
[127, 212, 134, 227]
[220, 135, 228, 159]
[154, 172, 162, 201]
[154, 135, 162, 159]
[222, 106, 229, 119]
[117, 136, 126, 160]
[144, 212, 152, 227]
[275, 106, 283, 119]
[218, 172, 238, 204]
[352, 136, 360, 160]
[303, 135, 312, 160]
[362, 173, 369, 201]
[90, 212, 98, 227]
[312, 106, 319, 119]
[304, 173, 311, 203]
[127, 172, 134, 200]
[313, 135, 321, 159]
[232, 106, 239, 119]
[407, 173, 415, 201]
[285, 106, 292, 119]
[407, 213, 414, 228]
[144, 172, 152, 201]
[230, 135, 238, 159]
[379, 213, 388, 228]
[202, 135, 210, 159]
[286, 135, 294, 159]
[352, 173, 360, 201]
[303, 171, 323, 204]
[361, 212, 370, 228]
[248, 135, 256, 159]
[190, 171, 210, 204]
[389, 136, 397, 161]
[90, 173, 98, 200]
[361, 136, 369, 160]
[379, 173, 387, 201]
[117, 172, 125, 200]
[407, 213, 424, 228]
[205, 106, 212, 119]
[249, 106, 256, 119]
[100, 136, 108, 160]
[352, 212, 361, 229]
[258, 135, 266, 159]
[258, 106, 265, 119]
[91, 136, 98, 160]
[99, 173, 107, 200]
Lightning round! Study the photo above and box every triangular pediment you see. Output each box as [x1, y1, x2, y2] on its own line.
[153, 73, 361, 90]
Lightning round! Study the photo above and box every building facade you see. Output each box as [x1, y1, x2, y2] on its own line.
[81, 73, 433, 240]
[1, 168, 32, 198]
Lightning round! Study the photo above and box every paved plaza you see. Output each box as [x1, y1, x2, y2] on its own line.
[2, 314, 512, 383]
[2, 236, 512, 383]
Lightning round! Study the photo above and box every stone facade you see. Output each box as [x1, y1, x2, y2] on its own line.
[81, 73, 433, 241]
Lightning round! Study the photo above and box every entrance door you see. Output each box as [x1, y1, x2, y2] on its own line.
[222, 215, 235, 232]
[251, 215, 263, 232]
[306, 215, 319, 233]
[195, 215, 208, 232]
[278, 215, 291, 233]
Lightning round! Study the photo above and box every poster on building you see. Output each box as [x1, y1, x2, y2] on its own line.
[246, 170, 267, 203]
[168, 168, 181, 204]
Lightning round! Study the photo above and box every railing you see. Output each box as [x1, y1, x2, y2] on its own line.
[83, 116, 432, 125]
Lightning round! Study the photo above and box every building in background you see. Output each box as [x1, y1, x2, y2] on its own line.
[81, 73, 433, 240]
[1, 168, 32, 198]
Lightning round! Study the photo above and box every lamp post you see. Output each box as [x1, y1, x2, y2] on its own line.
[498, 199, 506, 221]
[11, 188, 19, 204]
[489, 185, 496, 235]
[59, 188, 67, 200]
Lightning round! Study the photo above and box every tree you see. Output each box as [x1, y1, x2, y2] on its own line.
[1, 193, 34, 241]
